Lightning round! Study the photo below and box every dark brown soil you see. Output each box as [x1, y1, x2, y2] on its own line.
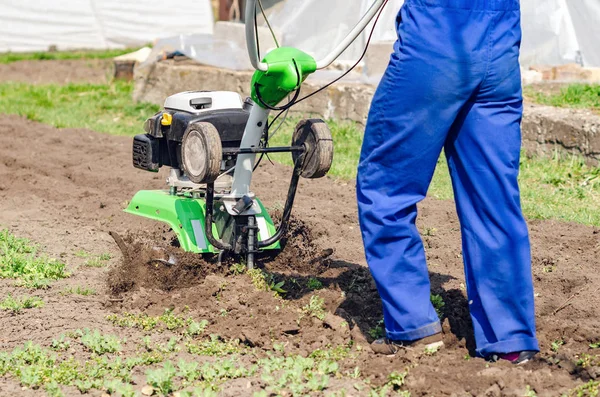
[1, 113, 600, 396]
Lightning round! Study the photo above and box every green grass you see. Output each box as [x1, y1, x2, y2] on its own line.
[0, 48, 138, 65]
[0, 294, 44, 313]
[0, 81, 159, 135]
[61, 286, 96, 296]
[107, 309, 208, 336]
[0, 230, 69, 288]
[1, 79, 599, 226]
[270, 116, 600, 227]
[526, 84, 600, 110]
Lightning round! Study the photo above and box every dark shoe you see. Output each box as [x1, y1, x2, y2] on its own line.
[488, 350, 537, 365]
[371, 333, 444, 355]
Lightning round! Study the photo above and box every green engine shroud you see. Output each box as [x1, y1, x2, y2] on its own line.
[125, 190, 280, 253]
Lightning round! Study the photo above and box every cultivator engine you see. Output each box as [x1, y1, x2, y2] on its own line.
[126, 0, 387, 268]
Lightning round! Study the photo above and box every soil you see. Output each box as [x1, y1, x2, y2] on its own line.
[0, 59, 113, 85]
[1, 60, 600, 396]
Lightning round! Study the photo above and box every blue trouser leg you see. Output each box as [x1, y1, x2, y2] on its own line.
[444, 10, 539, 356]
[357, 0, 539, 353]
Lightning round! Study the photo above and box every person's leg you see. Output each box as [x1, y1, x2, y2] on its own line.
[443, 7, 539, 358]
[357, 1, 487, 342]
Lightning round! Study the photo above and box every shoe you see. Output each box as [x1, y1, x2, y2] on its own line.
[371, 333, 444, 355]
[488, 350, 537, 365]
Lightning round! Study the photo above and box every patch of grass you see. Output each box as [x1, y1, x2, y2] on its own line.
[526, 84, 600, 110]
[0, 48, 139, 64]
[270, 115, 600, 227]
[0, 81, 160, 136]
[185, 334, 242, 357]
[107, 309, 207, 335]
[0, 230, 69, 288]
[61, 286, 96, 296]
[0, 294, 44, 313]
[79, 329, 122, 355]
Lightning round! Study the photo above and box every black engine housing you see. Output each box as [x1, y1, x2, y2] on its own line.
[132, 108, 249, 172]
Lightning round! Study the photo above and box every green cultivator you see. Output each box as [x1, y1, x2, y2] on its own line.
[127, 0, 387, 268]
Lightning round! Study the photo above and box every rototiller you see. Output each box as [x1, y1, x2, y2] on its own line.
[127, 0, 387, 268]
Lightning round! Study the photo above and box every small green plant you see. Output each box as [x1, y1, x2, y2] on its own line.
[551, 339, 565, 352]
[302, 295, 326, 321]
[146, 361, 177, 396]
[524, 385, 538, 397]
[50, 335, 71, 351]
[79, 329, 122, 355]
[61, 286, 96, 296]
[307, 277, 324, 290]
[590, 341, 600, 349]
[0, 294, 44, 313]
[430, 294, 445, 318]
[424, 344, 440, 356]
[368, 319, 385, 340]
[186, 319, 209, 337]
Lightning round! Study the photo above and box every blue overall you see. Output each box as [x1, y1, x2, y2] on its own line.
[357, 0, 539, 357]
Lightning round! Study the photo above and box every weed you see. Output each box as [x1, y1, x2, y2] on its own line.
[424, 344, 440, 356]
[368, 319, 385, 340]
[431, 294, 445, 318]
[307, 277, 324, 290]
[0, 294, 44, 313]
[79, 329, 122, 355]
[186, 334, 241, 356]
[590, 341, 600, 349]
[423, 227, 437, 236]
[247, 268, 286, 295]
[524, 385, 538, 397]
[107, 309, 206, 335]
[84, 255, 109, 268]
[564, 380, 600, 397]
[0, 229, 69, 288]
[186, 320, 209, 337]
[74, 250, 90, 258]
[146, 361, 177, 396]
[50, 335, 71, 351]
[577, 353, 599, 368]
[61, 286, 96, 296]
[302, 295, 326, 321]
[229, 263, 246, 275]
[552, 339, 565, 352]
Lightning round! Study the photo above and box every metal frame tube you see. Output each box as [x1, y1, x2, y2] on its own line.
[230, 102, 270, 197]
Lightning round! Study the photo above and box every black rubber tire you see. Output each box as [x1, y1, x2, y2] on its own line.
[292, 119, 334, 179]
[181, 122, 222, 184]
